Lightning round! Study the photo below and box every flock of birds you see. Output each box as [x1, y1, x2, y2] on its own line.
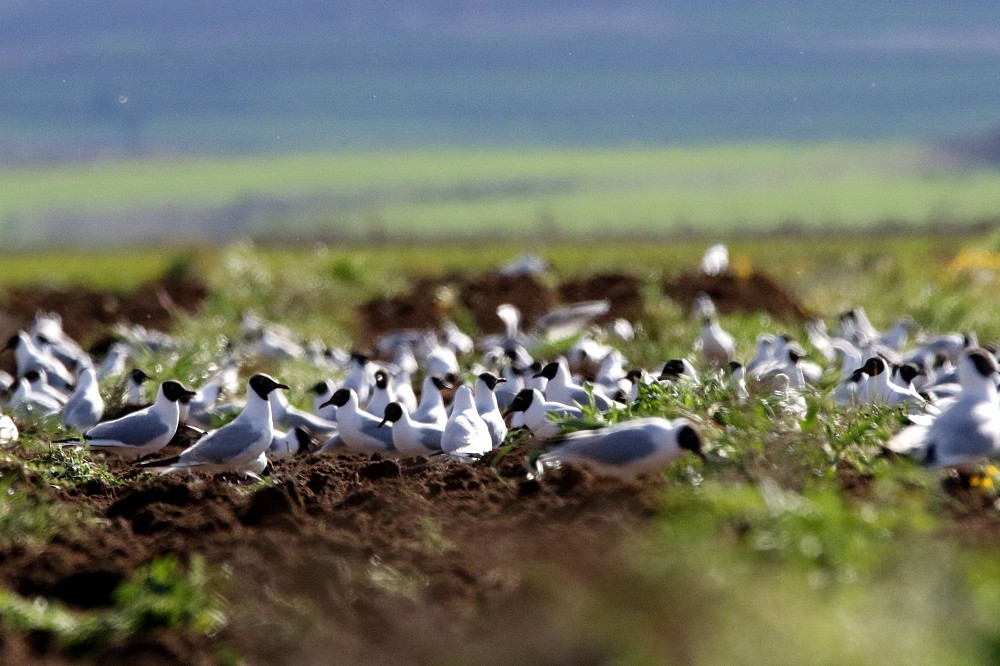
[0, 245, 999, 484]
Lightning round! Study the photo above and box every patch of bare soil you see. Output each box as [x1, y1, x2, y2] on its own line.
[358, 277, 455, 341]
[458, 272, 559, 335]
[0, 275, 207, 355]
[558, 273, 644, 324]
[663, 270, 811, 322]
[0, 440, 666, 665]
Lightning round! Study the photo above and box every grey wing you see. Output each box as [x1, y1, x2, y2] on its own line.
[357, 418, 396, 449]
[551, 428, 658, 466]
[927, 405, 1000, 467]
[85, 411, 169, 447]
[415, 425, 444, 450]
[183, 421, 267, 464]
[64, 395, 102, 426]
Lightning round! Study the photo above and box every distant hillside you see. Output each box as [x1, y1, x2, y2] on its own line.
[2, 1, 999, 160]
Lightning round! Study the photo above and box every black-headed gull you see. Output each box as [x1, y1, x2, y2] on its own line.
[143, 374, 288, 476]
[537, 417, 704, 479]
[72, 380, 196, 461]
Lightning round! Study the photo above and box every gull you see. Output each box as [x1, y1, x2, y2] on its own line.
[30, 312, 88, 371]
[441, 385, 492, 458]
[365, 369, 395, 418]
[441, 321, 474, 356]
[658, 359, 700, 386]
[391, 367, 418, 413]
[411, 376, 451, 427]
[700, 243, 729, 276]
[698, 316, 735, 369]
[536, 417, 705, 480]
[0, 370, 12, 394]
[378, 402, 444, 456]
[804, 318, 837, 363]
[268, 427, 312, 461]
[498, 252, 548, 278]
[858, 357, 925, 408]
[8, 374, 63, 419]
[97, 342, 131, 381]
[143, 374, 288, 476]
[692, 292, 717, 321]
[343, 352, 373, 405]
[3, 332, 75, 391]
[535, 360, 617, 411]
[727, 361, 750, 402]
[504, 388, 584, 439]
[625, 369, 657, 403]
[533, 300, 610, 342]
[69, 380, 196, 461]
[0, 413, 17, 444]
[268, 389, 339, 438]
[474, 372, 508, 448]
[124, 368, 152, 406]
[309, 379, 338, 420]
[877, 317, 917, 351]
[61, 364, 104, 432]
[424, 333, 460, 379]
[319, 388, 395, 454]
[493, 365, 524, 412]
[887, 348, 1000, 468]
[26, 368, 70, 406]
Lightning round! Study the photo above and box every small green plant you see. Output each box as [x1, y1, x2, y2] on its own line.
[0, 555, 228, 657]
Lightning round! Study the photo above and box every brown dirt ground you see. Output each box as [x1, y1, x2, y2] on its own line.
[663, 270, 811, 322]
[0, 439, 666, 665]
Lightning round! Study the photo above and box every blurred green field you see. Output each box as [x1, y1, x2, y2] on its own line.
[3, 143, 1000, 245]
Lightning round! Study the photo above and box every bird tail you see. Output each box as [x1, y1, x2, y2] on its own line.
[137, 455, 181, 471]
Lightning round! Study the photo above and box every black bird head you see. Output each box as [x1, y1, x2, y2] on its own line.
[502, 388, 535, 418]
[676, 423, 706, 462]
[2, 334, 20, 352]
[477, 372, 506, 391]
[430, 376, 452, 391]
[129, 368, 151, 384]
[162, 380, 197, 402]
[249, 374, 289, 400]
[374, 370, 390, 390]
[320, 388, 352, 409]
[533, 362, 559, 380]
[310, 379, 331, 395]
[292, 427, 313, 454]
[968, 348, 999, 378]
[658, 359, 686, 380]
[862, 356, 886, 377]
[379, 402, 404, 428]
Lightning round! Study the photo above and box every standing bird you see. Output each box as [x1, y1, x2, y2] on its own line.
[70, 380, 196, 461]
[535, 360, 616, 411]
[504, 388, 584, 439]
[474, 372, 508, 449]
[61, 364, 104, 432]
[411, 376, 451, 427]
[698, 316, 735, 369]
[269, 427, 312, 461]
[365, 369, 395, 418]
[319, 388, 395, 454]
[3, 332, 75, 391]
[142, 374, 288, 477]
[441, 385, 491, 458]
[124, 368, 152, 406]
[887, 348, 1000, 468]
[378, 402, 444, 456]
[536, 417, 705, 479]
